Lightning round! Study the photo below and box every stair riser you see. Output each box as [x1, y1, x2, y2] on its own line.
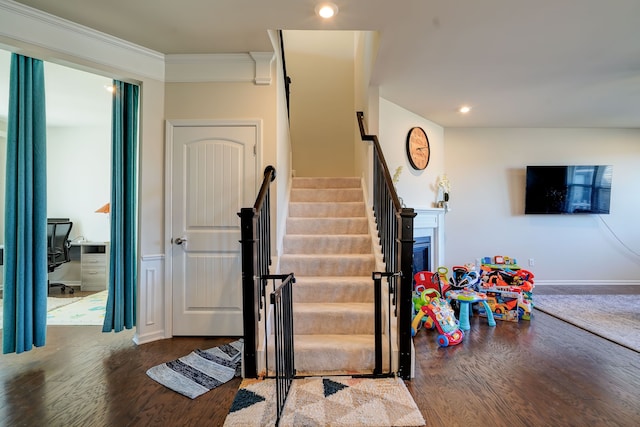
[281, 256, 375, 277]
[293, 310, 374, 335]
[292, 177, 361, 189]
[294, 282, 374, 303]
[289, 202, 366, 218]
[294, 349, 375, 374]
[283, 235, 371, 255]
[290, 188, 363, 203]
[261, 335, 392, 377]
[286, 218, 369, 235]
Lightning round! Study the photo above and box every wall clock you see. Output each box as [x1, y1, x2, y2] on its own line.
[406, 127, 430, 170]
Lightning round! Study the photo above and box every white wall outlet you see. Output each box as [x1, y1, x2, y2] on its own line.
[528, 258, 535, 267]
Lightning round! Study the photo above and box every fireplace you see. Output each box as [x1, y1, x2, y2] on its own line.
[413, 209, 445, 275]
[412, 236, 431, 277]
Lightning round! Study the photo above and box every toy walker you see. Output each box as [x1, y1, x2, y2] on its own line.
[412, 290, 464, 347]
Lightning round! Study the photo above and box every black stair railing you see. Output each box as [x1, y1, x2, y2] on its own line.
[238, 165, 276, 378]
[372, 271, 401, 376]
[357, 111, 416, 380]
[267, 273, 296, 426]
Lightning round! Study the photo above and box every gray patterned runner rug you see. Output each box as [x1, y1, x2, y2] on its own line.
[146, 339, 243, 398]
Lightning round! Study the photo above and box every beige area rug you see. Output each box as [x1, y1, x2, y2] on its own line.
[224, 376, 426, 427]
[0, 295, 82, 330]
[46, 290, 108, 325]
[535, 294, 640, 352]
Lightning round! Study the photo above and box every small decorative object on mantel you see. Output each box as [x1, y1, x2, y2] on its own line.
[392, 166, 406, 207]
[406, 127, 430, 170]
[437, 174, 451, 212]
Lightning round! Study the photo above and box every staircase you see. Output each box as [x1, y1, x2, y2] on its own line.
[276, 176, 390, 376]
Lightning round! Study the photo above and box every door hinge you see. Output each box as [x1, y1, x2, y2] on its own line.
[253, 144, 256, 156]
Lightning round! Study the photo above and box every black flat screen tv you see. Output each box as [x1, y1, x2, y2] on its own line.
[525, 165, 612, 214]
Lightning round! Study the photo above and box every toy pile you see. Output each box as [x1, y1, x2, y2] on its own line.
[411, 257, 535, 347]
[476, 256, 535, 322]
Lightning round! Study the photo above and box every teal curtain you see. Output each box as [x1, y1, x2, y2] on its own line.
[102, 80, 139, 333]
[3, 54, 48, 354]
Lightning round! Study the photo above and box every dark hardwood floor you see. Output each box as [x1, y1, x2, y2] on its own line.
[1, 285, 639, 426]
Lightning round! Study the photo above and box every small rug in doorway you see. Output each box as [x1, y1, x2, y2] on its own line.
[0, 295, 83, 330]
[223, 376, 426, 427]
[46, 290, 108, 326]
[146, 339, 243, 399]
[535, 294, 640, 352]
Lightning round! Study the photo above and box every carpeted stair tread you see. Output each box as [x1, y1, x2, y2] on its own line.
[286, 217, 369, 235]
[289, 201, 366, 218]
[290, 188, 363, 203]
[294, 276, 373, 303]
[292, 177, 361, 189]
[281, 254, 375, 277]
[283, 234, 372, 254]
[293, 334, 382, 375]
[265, 176, 393, 377]
[294, 303, 374, 335]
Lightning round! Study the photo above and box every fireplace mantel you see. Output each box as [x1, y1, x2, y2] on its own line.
[414, 208, 445, 270]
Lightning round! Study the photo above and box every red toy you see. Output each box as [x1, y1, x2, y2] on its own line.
[413, 292, 464, 347]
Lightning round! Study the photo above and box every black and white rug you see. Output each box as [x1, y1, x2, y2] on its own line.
[224, 376, 426, 426]
[146, 339, 243, 399]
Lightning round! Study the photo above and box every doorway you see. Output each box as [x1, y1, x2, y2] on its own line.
[0, 49, 112, 323]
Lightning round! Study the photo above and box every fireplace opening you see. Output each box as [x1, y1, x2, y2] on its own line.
[412, 236, 431, 280]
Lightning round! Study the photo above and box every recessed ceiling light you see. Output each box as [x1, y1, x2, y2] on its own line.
[315, 3, 339, 19]
[459, 105, 471, 113]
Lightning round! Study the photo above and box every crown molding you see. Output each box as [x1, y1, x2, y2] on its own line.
[0, 0, 165, 81]
[250, 52, 275, 85]
[0, 1, 275, 84]
[166, 52, 274, 84]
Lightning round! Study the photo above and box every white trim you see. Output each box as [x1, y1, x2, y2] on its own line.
[535, 280, 640, 286]
[0, 0, 164, 81]
[133, 330, 166, 345]
[414, 208, 446, 269]
[141, 254, 165, 262]
[250, 52, 275, 85]
[166, 52, 274, 84]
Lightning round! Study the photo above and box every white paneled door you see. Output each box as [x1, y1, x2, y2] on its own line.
[168, 122, 258, 335]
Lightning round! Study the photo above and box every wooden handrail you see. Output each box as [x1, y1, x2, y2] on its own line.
[356, 111, 403, 212]
[239, 165, 276, 378]
[357, 111, 415, 379]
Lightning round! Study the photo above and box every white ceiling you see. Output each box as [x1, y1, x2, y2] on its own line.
[8, 0, 640, 128]
[0, 49, 112, 127]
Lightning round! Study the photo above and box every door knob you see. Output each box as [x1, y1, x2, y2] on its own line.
[174, 237, 187, 245]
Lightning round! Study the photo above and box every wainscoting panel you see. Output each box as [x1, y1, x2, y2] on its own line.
[134, 254, 166, 345]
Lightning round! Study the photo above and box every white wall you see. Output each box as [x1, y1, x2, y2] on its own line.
[285, 31, 356, 177]
[47, 125, 111, 242]
[378, 98, 445, 209]
[0, 51, 112, 242]
[270, 30, 293, 260]
[444, 128, 640, 283]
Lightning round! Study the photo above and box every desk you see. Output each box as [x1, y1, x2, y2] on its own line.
[80, 242, 110, 291]
[0, 242, 109, 292]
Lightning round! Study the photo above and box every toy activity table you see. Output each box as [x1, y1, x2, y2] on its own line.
[446, 289, 496, 330]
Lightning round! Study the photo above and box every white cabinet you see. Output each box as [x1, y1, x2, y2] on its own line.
[81, 242, 110, 291]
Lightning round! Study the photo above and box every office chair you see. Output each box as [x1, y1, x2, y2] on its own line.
[47, 220, 74, 295]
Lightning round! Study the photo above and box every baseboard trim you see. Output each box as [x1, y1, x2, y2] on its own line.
[535, 279, 640, 286]
[133, 330, 167, 345]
